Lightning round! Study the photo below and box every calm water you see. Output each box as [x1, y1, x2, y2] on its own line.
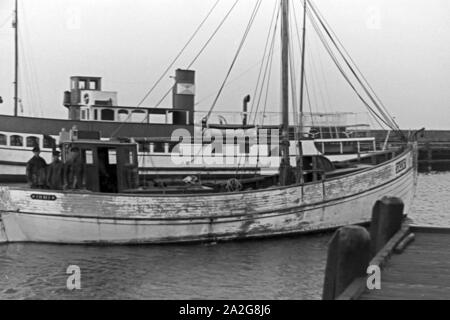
[0, 172, 449, 300]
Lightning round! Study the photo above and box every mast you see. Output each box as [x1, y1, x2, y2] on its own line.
[279, 0, 292, 186]
[299, 0, 307, 117]
[296, 0, 307, 183]
[13, 0, 19, 117]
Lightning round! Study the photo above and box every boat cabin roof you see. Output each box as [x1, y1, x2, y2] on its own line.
[61, 139, 136, 148]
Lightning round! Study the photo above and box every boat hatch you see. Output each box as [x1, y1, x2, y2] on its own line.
[61, 140, 138, 193]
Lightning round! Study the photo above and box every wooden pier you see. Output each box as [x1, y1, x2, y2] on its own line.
[322, 197, 450, 300]
[359, 226, 450, 300]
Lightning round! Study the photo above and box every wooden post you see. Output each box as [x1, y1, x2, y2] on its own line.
[370, 197, 404, 257]
[322, 226, 371, 300]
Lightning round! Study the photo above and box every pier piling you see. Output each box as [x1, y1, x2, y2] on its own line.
[369, 197, 404, 257]
[322, 226, 371, 300]
[322, 197, 450, 300]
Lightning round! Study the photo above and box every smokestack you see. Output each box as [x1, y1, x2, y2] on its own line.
[172, 69, 195, 125]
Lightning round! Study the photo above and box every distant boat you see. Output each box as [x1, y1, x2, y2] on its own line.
[0, 0, 418, 244]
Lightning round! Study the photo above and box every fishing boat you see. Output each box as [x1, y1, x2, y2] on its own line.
[0, 0, 418, 244]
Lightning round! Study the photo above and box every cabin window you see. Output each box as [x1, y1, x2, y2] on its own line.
[89, 81, 97, 90]
[239, 137, 251, 154]
[128, 151, 134, 165]
[131, 110, 147, 123]
[138, 142, 150, 153]
[26, 136, 40, 148]
[153, 142, 165, 153]
[342, 142, 358, 154]
[269, 145, 280, 157]
[85, 149, 94, 164]
[108, 149, 117, 164]
[101, 109, 115, 121]
[0, 134, 7, 146]
[81, 110, 87, 120]
[360, 141, 375, 152]
[118, 110, 129, 122]
[211, 137, 222, 154]
[78, 80, 86, 90]
[43, 135, 55, 149]
[321, 142, 342, 154]
[94, 109, 98, 120]
[10, 135, 23, 147]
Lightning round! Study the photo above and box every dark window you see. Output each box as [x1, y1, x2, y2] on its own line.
[0, 134, 6, 145]
[44, 135, 55, 149]
[26, 136, 40, 148]
[138, 142, 150, 153]
[10, 135, 23, 147]
[322, 142, 342, 154]
[101, 109, 115, 121]
[94, 109, 98, 120]
[153, 142, 165, 153]
[95, 100, 112, 106]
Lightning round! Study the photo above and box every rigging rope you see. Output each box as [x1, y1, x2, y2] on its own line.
[249, 0, 279, 120]
[150, 0, 242, 109]
[305, 4, 396, 132]
[306, 0, 403, 136]
[111, 0, 236, 137]
[136, 0, 221, 107]
[308, 0, 399, 129]
[252, 5, 280, 125]
[204, 0, 262, 123]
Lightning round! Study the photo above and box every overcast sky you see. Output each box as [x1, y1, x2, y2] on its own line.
[0, 0, 449, 129]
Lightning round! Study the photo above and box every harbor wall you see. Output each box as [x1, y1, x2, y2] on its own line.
[371, 130, 450, 172]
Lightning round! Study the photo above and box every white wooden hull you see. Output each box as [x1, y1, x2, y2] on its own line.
[0, 148, 416, 244]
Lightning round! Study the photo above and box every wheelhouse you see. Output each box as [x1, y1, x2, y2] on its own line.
[60, 140, 138, 193]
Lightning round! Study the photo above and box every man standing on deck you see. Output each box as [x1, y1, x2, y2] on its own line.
[26, 147, 47, 188]
[64, 147, 85, 190]
[46, 150, 64, 190]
